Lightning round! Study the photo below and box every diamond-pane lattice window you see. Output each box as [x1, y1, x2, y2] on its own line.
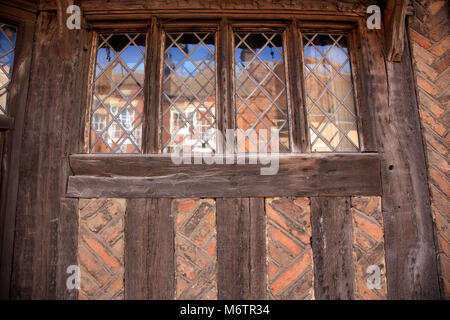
[90, 33, 145, 153]
[303, 33, 359, 152]
[161, 32, 216, 154]
[0, 23, 17, 115]
[235, 32, 290, 153]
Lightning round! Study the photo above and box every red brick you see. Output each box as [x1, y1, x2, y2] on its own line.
[177, 256, 198, 281]
[431, 35, 450, 57]
[437, 234, 449, 257]
[422, 130, 448, 155]
[429, 185, 450, 216]
[268, 225, 301, 256]
[419, 109, 447, 136]
[178, 199, 198, 213]
[82, 235, 120, 273]
[429, 167, 450, 197]
[417, 76, 440, 97]
[266, 205, 310, 244]
[417, 90, 445, 117]
[428, 1, 446, 15]
[78, 246, 110, 286]
[268, 241, 295, 268]
[410, 29, 433, 49]
[353, 214, 383, 242]
[205, 239, 216, 256]
[269, 253, 311, 296]
[268, 262, 279, 281]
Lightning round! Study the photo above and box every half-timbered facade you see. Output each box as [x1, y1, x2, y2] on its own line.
[0, 0, 448, 300]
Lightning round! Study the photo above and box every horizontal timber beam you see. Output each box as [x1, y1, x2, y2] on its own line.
[67, 153, 381, 198]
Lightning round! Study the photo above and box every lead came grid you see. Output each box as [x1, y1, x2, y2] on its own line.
[0, 23, 17, 115]
[303, 33, 360, 152]
[161, 32, 217, 154]
[234, 32, 290, 153]
[90, 33, 145, 153]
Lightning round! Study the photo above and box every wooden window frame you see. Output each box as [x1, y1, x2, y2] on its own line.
[73, 15, 380, 199]
[0, 1, 36, 299]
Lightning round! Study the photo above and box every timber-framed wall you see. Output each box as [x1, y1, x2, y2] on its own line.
[0, 0, 443, 300]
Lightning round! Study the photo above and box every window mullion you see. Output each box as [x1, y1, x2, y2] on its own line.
[143, 17, 163, 154]
[217, 18, 234, 144]
[287, 20, 310, 153]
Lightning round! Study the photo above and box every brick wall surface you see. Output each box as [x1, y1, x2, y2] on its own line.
[78, 199, 126, 300]
[266, 198, 314, 300]
[173, 199, 218, 300]
[351, 197, 387, 300]
[408, 0, 449, 299]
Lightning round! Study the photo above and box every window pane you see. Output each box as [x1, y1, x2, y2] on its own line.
[235, 32, 290, 153]
[303, 33, 360, 152]
[161, 32, 216, 154]
[90, 33, 145, 153]
[0, 23, 17, 115]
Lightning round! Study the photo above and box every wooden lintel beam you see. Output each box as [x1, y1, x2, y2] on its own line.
[66, 153, 382, 198]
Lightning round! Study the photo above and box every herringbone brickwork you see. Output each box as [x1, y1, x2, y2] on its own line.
[78, 199, 126, 300]
[409, 0, 449, 299]
[173, 199, 218, 299]
[351, 197, 387, 300]
[266, 198, 314, 300]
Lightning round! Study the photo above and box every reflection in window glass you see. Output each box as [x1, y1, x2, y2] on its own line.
[90, 33, 145, 153]
[303, 33, 359, 152]
[235, 32, 290, 153]
[161, 32, 216, 154]
[0, 23, 17, 115]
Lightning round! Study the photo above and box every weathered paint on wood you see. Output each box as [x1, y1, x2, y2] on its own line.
[216, 198, 266, 299]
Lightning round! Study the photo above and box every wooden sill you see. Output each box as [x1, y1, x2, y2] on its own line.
[67, 153, 382, 198]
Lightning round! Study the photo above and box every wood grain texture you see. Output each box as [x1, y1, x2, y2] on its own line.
[125, 198, 175, 299]
[56, 199, 79, 300]
[0, 17, 35, 299]
[359, 25, 440, 299]
[10, 11, 93, 299]
[216, 198, 266, 299]
[67, 153, 382, 198]
[40, 0, 371, 13]
[310, 197, 354, 300]
[383, 0, 409, 62]
[0, 116, 14, 130]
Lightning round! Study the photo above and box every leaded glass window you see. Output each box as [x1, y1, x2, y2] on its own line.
[302, 33, 360, 152]
[161, 32, 216, 154]
[234, 32, 290, 153]
[89, 33, 145, 153]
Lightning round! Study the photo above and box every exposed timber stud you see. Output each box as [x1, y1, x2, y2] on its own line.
[384, 0, 413, 62]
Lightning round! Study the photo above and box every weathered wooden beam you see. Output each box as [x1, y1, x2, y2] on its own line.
[56, 199, 79, 300]
[39, 0, 370, 13]
[216, 198, 266, 299]
[359, 21, 440, 298]
[10, 11, 93, 299]
[0, 116, 14, 131]
[0, 15, 35, 299]
[67, 153, 382, 198]
[311, 197, 354, 299]
[383, 0, 410, 62]
[124, 198, 174, 299]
